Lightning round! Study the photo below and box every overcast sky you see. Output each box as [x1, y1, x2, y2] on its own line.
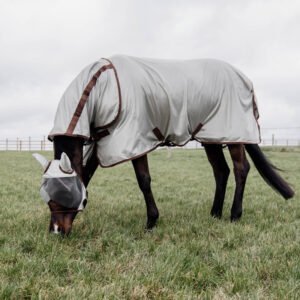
[0, 0, 299, 139]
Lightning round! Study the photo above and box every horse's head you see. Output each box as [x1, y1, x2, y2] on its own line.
[33, 136, 86, 236]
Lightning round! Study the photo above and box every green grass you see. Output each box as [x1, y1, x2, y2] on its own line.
[0, 148, 299, 299]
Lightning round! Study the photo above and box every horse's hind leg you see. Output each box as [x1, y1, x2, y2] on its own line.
[228, 144, 250, 221]
[204, 144, 230, 218]
[132, 155, 159, 230]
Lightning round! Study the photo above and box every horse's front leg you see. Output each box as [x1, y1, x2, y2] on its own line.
[132, 155, 159, 230]
[204, 144, 230, 218]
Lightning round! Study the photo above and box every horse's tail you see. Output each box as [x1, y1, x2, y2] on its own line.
[244, 144, 294, 199]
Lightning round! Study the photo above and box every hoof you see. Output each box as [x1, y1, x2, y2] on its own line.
[145, 215, 159, 230]
[210, 209, 222, 219]
[230, 214, 242, 222]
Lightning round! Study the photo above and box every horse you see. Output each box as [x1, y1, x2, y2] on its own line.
[33, 55, 294, 236]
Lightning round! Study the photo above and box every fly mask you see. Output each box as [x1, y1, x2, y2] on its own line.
[33, 153, 87, 211]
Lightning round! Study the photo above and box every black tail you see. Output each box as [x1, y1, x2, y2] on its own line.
[244, 144, 294, 199]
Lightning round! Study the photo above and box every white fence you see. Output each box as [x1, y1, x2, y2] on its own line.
[0, 137, 53, 151]
[260, 128, 300, 146]
[261, 138, 300, 146]
[1, 137, 299, 151]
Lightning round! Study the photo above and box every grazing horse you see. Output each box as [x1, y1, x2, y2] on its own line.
[33, 55, 294, 235]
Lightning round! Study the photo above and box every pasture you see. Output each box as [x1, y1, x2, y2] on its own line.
[0, 148, 299, 299]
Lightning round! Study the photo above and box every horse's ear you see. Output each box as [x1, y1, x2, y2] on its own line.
[59, 152, 73, 173]
[32, 153, 49, 171]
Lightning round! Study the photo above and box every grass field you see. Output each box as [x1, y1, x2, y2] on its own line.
[0, 148, 300, 299]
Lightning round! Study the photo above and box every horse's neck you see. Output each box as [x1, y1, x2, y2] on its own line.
[53, 136, 84, 178]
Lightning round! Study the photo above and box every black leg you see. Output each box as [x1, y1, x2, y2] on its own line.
[132, 155, 159, 230]
[204, 144, 230, 218]
[82, 145, 99, 187]
[228, 144, 250, 221]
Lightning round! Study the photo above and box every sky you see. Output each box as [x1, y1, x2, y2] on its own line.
[0, 0, 299, 140]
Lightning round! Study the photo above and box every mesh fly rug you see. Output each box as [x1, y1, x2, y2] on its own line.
[49, 55, 260, 167]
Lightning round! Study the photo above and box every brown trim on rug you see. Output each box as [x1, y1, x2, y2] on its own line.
[93, 129, 110, 141]
[96, 144, 162, 168]
[93, 58, 122, 130]
[165, 139, 191, 147]
[96, 137, 192, 168]
[252, 88, 261, 143]
[59, 165, 74, 175]
[44, 161, 51, 174]
[48, 133, 90, 141]
[200, 141, 258, 145]
[152, 127, 165, 141]
[192, 122, 203, 137]
[96, 139, 260, 168]
[66, 63, 114, 135]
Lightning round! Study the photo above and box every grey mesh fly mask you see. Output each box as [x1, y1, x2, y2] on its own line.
[33, 153, 87, 211]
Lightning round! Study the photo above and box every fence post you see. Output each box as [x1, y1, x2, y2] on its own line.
[6, 138, 8, 150]
[272, 134, 275, 146]
[16, 138, 19, 151]
[20, 140, 22, 151]
[167, 147, 172, 158]
[43, 136, 46, 151]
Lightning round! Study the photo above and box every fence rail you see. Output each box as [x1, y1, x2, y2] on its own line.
[1, 137, 300, 151]
[261, 138, 300, 146]
[182, 139, 300, 149]
[0, 137, 53, 151]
